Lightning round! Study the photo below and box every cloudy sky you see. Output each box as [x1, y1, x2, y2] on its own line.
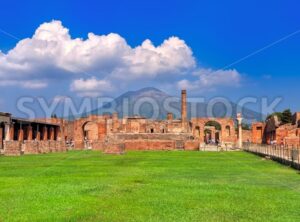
[1, 0, 300, 117]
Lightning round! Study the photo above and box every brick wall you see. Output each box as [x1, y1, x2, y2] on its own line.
[124, 140, 175, 151]
[2, 141, 22, 156]
[242, 130, 252, 142]
[2, 140, 66, 156]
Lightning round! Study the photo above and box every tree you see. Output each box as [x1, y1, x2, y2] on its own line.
[266, 109, 293, 125]
[267, 112, 283, 121]
[281, 109, 292, 124]
[242, 123, 251, 130]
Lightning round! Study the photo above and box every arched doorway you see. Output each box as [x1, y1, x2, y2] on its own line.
[204, 121, 221, 145]
[82, 121, 98, 150]
[83, 122, 98, 141]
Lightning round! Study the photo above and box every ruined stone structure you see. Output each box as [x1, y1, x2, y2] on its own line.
[60, 90, 242, 154]
[0, 90, 253, 156]
[0, 112, 66, 156]
[251, 112, 300, 147]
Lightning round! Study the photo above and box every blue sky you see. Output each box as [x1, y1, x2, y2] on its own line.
[0, 0, 300, 117]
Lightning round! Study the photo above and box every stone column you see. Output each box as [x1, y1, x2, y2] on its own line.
[27, 126, 33, 141]
[4, 123, 11, 141]
[181, 90, 187, 123]
[55, 126, 61, 141]
[237, 113, 243, 148]
[36, 125, 40, 140]
[36, 131, 41, 140]
[0, 127, 3, 147]
[9, 124, 14, 140]
[18, 129, 24, 141]
[42, 126, 48, 141]
[49, 127, 54, 140]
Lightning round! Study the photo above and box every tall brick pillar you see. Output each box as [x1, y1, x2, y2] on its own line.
[49, 127, 54, 140]
[4, 123, 11, 141]
[27, 126, 33, 141]
[0, 127, 3, 145]
[237, 113, 243, 148]
[35, 124, 40, 140]
[36, 131, 41, 140]
[42, 126, 48, 141]
[18, 129, 24, 141]
[112, 112, 119, 133]
[181, 90, 187, 129]
[9, 124, 14, 140]
[56, 126, 61, 141]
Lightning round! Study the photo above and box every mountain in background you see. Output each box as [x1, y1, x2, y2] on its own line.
[85, 87, 263, 122]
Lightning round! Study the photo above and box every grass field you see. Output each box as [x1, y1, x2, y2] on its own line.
[0, 151, 300, 222]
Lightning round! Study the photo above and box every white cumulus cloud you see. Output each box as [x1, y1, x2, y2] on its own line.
[177, 68, 241, 91]
[0, 20, 195, 92]
[70, 77, 114, 97]
[0, 20, 242, 95]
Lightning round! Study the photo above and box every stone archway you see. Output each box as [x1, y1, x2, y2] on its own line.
[204, 121, 222, 145]
[82, 121, 98, 141]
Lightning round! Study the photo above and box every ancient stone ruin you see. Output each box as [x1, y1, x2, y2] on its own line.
[1, 90, 299, 156]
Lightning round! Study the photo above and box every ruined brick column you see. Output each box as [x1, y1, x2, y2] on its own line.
[35, 124, 40, 140]
[49, 127, 54, 140]
[237, 113, 243, 148]
[36, 131, 41, 141]
[9, 124, 14, 140]
[4, 123, 11, 141]
[181, 90, 187, 125]
[112, 112, 119, 133]
[27, 126, 33, 141]
[18, 129, 24, 141]
[42, 126, 48, 141]
[55, 126, 61, 141]
[0, 127, 3, 149]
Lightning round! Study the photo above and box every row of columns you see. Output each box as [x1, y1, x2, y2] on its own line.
[2, 123, 59, 141]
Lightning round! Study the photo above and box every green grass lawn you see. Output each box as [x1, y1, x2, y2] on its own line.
[0, 151, 300, 222]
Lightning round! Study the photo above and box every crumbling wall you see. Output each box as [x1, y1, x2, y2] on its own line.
[251, 122, 265, 144]
[2, 140, 66, 156]
[124, 140, 175, 150]
[184, 140, 200, 150]
[2, 141, 22, 156]
[242, 130, 252, 142]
